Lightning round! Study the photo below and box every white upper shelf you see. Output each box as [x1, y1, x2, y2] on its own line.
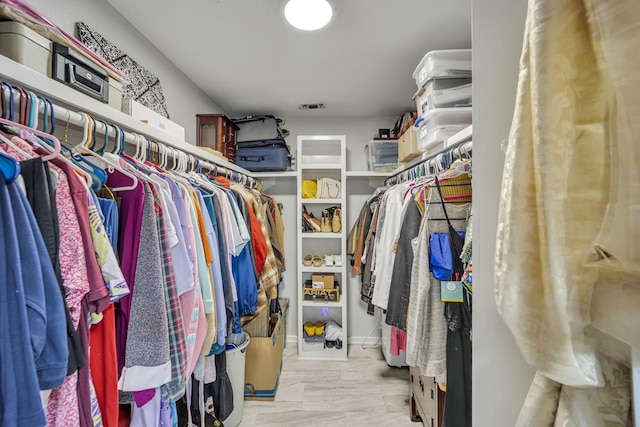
[0, 54, 251, 175]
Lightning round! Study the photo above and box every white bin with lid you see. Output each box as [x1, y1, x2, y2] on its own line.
[416, 108, 472, 152]
[412, 49, 472, 90]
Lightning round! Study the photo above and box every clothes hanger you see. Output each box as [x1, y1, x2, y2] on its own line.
[0, 150, 20, 182]
[77, 113, 140, 192]
[0, 116, 61, 162]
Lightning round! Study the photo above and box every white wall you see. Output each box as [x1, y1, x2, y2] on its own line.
[267, 115, 397, 344]
[472, 0, 536, 426]
[27, 0, 223, 142]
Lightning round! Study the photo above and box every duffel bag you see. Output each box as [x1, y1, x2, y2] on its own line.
[232, 115, 290, 142]
[236, 139, 291, 172]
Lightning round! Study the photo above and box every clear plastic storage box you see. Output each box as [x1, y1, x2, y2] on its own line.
[412, 49, 472, 90]
[416, 108, 472, 152]
[414, 78, 472, 115]
[365, 140, 399, 172]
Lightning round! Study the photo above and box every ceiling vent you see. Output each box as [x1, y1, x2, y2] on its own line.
[299, 103, 326, 110]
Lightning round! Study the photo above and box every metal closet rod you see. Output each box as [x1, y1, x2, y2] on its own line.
[386, 139, 473, 185]
[0, 81, 254, 184]
[40, 102, 252, 182]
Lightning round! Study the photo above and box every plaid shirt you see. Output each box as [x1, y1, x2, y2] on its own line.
[232, 184, 280, 303]
[150, 184, 187, 400]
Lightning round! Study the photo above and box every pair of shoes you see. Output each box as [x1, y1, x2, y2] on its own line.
[304, 321, 325, 336]
[323, 255, 342, 267]
[321, 211, 332, 233]
[325, 339, 343, 350]
[303, 254, 323, 267]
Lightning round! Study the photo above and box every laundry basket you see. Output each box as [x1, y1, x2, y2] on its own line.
[224, 332, 250, 427]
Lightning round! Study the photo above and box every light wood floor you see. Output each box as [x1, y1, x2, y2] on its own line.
[239, 344, 419, 426]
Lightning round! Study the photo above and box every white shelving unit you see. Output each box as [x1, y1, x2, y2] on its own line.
[297, 135, 348, 361]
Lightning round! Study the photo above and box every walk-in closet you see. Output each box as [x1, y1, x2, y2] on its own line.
[1, 0, 638, 426]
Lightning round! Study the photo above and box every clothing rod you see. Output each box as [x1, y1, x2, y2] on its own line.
[386, 139, 473, 185]
[34, 101, 246, 180]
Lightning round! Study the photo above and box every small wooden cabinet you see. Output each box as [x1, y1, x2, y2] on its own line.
[409, 366, 444, 427]
[196, 114, 239, 163]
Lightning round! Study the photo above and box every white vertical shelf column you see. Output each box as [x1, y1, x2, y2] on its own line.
[296, 135, 348, 361]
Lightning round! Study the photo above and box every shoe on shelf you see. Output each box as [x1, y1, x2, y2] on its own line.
[303, 254, 313, 266]
[304, 321, 316, 337]
[333, 255, 342, 267]
[332, 208, 342, 233]
[312, 254, 323, 267]
[315, 321, 325, 335]
[324, 255, 334, 266]
[321, 210, 332, 233]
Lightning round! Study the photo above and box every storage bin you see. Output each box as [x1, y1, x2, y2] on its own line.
[365, 140, 398, 172]
[381, 320, 407, 368]
[412, 49, 472, 89]
[398, 127, 420, 163]
[416, 108, 472, 152]
[0, 21, 123, 110]
[414, 78, 472, 115]
[225, 332, 250, 427]
[0, 21, 51, 76]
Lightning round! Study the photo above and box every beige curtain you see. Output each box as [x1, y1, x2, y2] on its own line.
[495, 0, 640, 421]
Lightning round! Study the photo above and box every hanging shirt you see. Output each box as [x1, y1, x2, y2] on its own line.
[0, 175, 62, 427]
[371, 182, 414, 310]
[196, 190, 227, 346]
[107, 167, 146, 376]
[167, 179, 207, 378]
[118, 182, 171, 393]
[148, 183, 187, 402]
[87, 197, 129, 301]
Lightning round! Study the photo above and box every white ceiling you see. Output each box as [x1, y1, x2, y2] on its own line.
[106, 0, 471, 118]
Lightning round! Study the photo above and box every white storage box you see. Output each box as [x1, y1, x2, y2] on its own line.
[414, 79, 472, 115]
[416, 108, 472, 152]
[0, 21, 123, 110]
[0, 20, 51, 76]
[122, 98, 185, 141]
[365, 140, 398, 172]
[413, 49, 472, 90]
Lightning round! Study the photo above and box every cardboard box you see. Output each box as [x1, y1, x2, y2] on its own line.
[398, 127, 421, 162]
[241, 305, 269, 338]
[312, 273, 335, 289]
[303, 285, 341, 303]
[243, 314, 284, 401]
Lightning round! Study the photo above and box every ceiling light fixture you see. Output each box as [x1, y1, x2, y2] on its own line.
[284, 0, 334, 31]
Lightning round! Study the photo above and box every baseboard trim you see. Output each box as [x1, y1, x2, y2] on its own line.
[286, 335, 382, 346]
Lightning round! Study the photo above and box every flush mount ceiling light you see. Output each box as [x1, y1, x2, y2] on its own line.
[284, 0, 334, 31]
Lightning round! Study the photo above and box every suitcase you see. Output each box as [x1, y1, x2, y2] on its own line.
[236, 139, 291, 172]
[232, 115, 290, 142]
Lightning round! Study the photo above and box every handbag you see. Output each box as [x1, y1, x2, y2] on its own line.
[316, 177, 341, 199]
[302, 180, 317, 198]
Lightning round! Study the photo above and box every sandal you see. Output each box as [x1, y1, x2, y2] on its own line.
[324, 255, 334, 266]
[332, 208, 342, 233]
[303, 254, 313, 266]
[312, 254, 323, 267]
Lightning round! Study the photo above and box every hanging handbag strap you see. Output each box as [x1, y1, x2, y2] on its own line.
[434, 176, 466, 280]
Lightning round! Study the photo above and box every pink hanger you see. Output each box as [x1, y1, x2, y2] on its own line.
[0, 116, 61, 162]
